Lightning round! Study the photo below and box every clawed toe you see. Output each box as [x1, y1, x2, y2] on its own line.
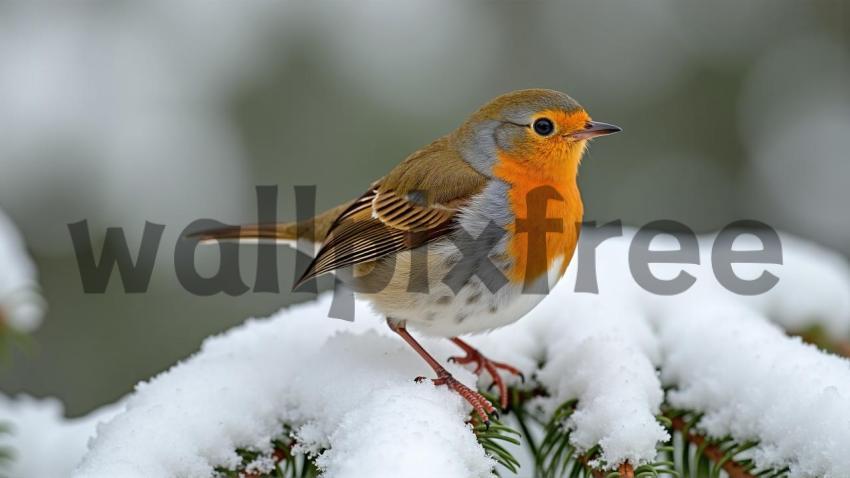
[448, 338, 524, 410]
[432, 371, 497, 423]
[391, 325, 498, 424]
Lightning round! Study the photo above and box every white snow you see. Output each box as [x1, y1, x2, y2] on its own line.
[743, 234, 850, 336]
[534, 296, 668, 469]
[659, 305, 850, 477]
[466, 294, 668, 469]
[74, 298, 494, 478]
[577, 228, 850, 336]
[315, 383, 494, 478]
[4, 228, 845, 477]
[0, 209, 45, 333]
[0, 395, 123, 478]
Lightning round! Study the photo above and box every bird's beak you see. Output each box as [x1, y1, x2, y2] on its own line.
[567, 121, 622, 141]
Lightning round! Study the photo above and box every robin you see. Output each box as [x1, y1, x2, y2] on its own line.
[194, 89, 620, 423]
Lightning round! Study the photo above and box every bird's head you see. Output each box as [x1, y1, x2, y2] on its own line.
[453, 89, 621, 177]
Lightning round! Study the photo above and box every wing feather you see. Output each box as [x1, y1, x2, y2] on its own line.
[295, 136, 487, 286]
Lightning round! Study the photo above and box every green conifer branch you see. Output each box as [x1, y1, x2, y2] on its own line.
[211, 386, 806, 478]
[213, 426, 318, 478]
[662, 409, 790, 478]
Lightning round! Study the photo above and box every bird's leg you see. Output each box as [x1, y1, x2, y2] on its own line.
[448, 337, 524, 410]
[388, 321, 497, 424]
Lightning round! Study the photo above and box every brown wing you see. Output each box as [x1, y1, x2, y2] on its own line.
[296, 135, 486, 286]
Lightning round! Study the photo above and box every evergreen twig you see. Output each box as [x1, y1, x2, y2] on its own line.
[212, 386, 803, 478]
[664, 409, 789, 478]
[214, 427, 318, 478]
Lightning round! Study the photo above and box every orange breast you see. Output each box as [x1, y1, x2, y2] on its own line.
[493, 151, 584, 285]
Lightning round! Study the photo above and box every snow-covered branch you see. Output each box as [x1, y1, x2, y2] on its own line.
[4, 230, 849, 477]
[72, 298, 494, 478]
[659, 306, 850, 476]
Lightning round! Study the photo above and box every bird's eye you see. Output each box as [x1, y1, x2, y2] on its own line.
[532, 118, 554, 136]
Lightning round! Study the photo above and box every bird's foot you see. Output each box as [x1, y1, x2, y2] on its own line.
[448, 339, 524, 410]
[419, 370, 498, 424]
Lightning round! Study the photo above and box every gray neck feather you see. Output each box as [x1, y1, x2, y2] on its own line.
[456, 120, 500, 177]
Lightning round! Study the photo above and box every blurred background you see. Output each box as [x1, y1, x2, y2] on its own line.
[0, 0, 847, 416]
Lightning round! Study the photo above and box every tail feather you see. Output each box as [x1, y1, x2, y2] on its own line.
[187, 223, 299, 244]
[186, 201, 353, 245]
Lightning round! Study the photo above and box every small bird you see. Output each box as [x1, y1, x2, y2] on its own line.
[193, 89, 620, 423]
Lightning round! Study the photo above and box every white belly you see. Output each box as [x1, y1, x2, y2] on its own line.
[358, 252, 566, 337]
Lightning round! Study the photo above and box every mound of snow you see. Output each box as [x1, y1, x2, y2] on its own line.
[0, 395, 122, 478]
[659, 305, 850, 476]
